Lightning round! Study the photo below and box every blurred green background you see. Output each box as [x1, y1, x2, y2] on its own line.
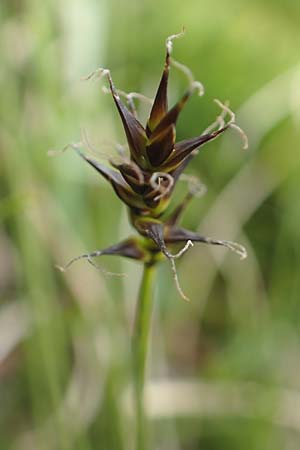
[1, 0, 300, 449]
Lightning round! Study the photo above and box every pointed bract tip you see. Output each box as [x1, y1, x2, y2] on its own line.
[214, 98, 236, 123]
[170, 258, 190, 302]
[166, 28, 186, 54]
[81, 67, 110, 83]
[192, 81, 205, 97]
[229, 123, 249, 150]
[221, 240, 248, 260]
[47, 142, 82, 158]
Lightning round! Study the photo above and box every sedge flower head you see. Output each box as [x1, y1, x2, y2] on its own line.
[57, 31, 248, 301]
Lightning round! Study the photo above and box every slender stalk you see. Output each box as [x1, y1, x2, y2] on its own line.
[132, 263, 156, 450]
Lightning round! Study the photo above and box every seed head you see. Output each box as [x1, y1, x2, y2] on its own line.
[58, 32, 248, 300]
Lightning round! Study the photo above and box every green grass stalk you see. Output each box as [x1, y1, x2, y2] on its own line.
[132, 263, 156, 450]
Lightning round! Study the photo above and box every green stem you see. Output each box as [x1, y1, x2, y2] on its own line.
[132, 263, 156, 450]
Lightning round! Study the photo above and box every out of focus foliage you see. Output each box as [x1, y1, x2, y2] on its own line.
[1, 0, 300, 449]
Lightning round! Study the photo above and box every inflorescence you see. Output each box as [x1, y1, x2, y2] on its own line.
[55, 31, 248, 301]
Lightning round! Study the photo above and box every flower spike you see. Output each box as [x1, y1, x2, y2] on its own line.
[57, 237, 153, 276]
[58, 33, 248, 301]
[146, 29, 186, 135]
[83, 68, 148, 167]
[102, 86, 153, 118]
[147, 44, 171, 134]
[164, 127, 229, 171]
[75, 150, 147, 209]
[146, 124, 176, 166]
[138, 219, 193, 301]
[165, 227, 247, 260]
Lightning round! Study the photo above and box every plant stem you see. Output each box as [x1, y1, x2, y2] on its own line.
[132, 263, 156, 450]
